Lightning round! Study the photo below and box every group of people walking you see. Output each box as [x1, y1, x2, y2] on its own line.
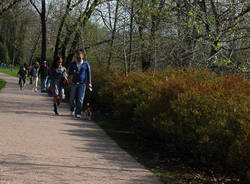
[17, 61, 48, 92]
[17, 51, 92, 118]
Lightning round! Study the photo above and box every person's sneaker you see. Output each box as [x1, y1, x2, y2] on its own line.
[70, 111, 75, 116]
[76, 114, 81, 118]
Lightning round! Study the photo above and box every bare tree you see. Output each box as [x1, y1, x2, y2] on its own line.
[107, 0, 120, 70]
[65, 0, 104, 66]
[53, 0, 85, 62]
[29, 0, 47, 61]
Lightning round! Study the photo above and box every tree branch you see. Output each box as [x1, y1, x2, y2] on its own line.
[84, 39, 111, 50]
[0, 0, 22, 16]
[29, 0, 41, 15]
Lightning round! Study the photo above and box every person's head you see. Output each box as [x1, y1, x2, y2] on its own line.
[56, 56, 63, 68]
[76, 50, 84, 62]
[35, 62, 39, 67]
[43, 61, 47, 66]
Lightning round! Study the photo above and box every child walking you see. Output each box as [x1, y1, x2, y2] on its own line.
[31, 62, 39, 92]
[50, 56, 68, 115]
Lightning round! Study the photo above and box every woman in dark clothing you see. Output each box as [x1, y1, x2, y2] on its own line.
[50, 56, 68, 115]
[17, 65, 27, 90]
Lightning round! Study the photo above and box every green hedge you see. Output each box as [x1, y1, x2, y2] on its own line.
[88, 67, 249, 179]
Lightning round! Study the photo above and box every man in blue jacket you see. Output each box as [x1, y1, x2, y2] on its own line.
[68, 51, 92, 118]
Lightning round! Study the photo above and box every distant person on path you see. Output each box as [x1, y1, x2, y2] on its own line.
[68, 50, 92, 118]
[17, 64, 27, 90]
[50, 56, 68, 115]
[39, 60, 49, 93]
[23, 63, 28, 84]
[28, 65, 33, 84]
[23, 63, 28, 71]
[31, 62, 40, 92]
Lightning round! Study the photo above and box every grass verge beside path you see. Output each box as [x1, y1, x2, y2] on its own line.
[0, 68, 19, 77]
[96, 120, 196, 184]
[0, 68, 40, 85]
[0, 79, 6, 91]
[96, 120, 240, 184]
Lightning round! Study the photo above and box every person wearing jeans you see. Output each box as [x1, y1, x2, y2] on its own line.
[32, 62, 39, 92]
[39, 60, 49, 92]
[68, 51, 92, 118]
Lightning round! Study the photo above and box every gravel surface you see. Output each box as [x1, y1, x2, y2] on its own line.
[0, 73, 161, 184]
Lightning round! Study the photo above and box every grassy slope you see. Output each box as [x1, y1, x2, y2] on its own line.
[96, 121, 194, 184]
[96, 120, 240, 184]
[0, 79, 6, 91]
[0, 68, 19, 77]
[0, 68, 13, 91]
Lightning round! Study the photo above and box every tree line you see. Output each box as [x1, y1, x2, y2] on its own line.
[0, 0, 249, 74]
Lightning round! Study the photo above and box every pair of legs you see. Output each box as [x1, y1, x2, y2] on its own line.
[52, 82, 65, 115]
[53, 97, 62, 115]
[41, 76, 48, 92]
[70, 83, 86, 117]
[19, 77, 26, 90]
[32, 76, 38, 91]
[29, 76, 32, 84]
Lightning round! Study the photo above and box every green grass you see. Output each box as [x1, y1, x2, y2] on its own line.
[0, 79, 6, 91]
[0, 67, 19, 77]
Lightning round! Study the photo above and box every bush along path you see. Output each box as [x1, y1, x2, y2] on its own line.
[90, 67, 250, 184]
[0, 72, 162, 184]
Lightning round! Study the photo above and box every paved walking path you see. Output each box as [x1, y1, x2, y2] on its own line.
[0, 73, 161, 184]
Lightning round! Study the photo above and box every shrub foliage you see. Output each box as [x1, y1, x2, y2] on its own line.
[90, 67, 249, 178]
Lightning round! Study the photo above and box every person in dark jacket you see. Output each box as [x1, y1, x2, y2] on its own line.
[17, 65, 27, 90]
[39, 60, 49, 92]
[68, 50, 92, 118]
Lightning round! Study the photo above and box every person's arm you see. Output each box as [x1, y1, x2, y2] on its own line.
[63, 67, 68, 77]
[48, 68, 53, 81]
[87, 62, 92, 87]
[25, 68, 28, 76]
[17, 66, 22, 75]
[38, 66, 41, 76]
[68, 62, 74, 76]
[17, 69, 20, 76]
[37, 67, 40, 77]
[31, 66, 34, 76]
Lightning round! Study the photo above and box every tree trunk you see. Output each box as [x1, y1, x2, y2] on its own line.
[107, 0, 120, 71]
[29, 31, 41, 66]
[53, 0, 72, 63]
[128, 0, 134, 73]
[65, 0, 100, 66]
[139, 25, 148, 72]
[137, 0, 149, 72]
[123, 21, 128, 76]
[11, 50, 15, 71]
[41, 0, 46, 61]
[65, 31, 81, 67]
